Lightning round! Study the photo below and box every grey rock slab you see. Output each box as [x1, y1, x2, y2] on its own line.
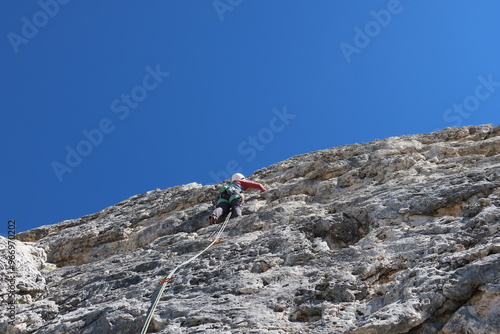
[1, 124, 499, 333]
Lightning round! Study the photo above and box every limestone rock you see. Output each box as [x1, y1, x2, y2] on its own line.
[0, 238, 47, 304]
[1, 124, 499, 333]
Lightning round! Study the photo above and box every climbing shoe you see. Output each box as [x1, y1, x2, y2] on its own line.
[209, 215, 218, 225]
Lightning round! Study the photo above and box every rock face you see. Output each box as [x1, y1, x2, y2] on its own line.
[1, 124, 499, 334]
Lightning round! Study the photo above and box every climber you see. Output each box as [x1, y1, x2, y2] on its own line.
[209, 173, 266, 224]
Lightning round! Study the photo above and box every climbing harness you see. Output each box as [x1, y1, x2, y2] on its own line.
[217, 182, 243, 205]
[140, 213, 232, 334]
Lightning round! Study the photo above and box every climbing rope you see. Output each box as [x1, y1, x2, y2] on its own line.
[140, 213, 232, 334]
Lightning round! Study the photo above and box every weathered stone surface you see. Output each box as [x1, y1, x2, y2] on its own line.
[1, 124, 499, 333]
[0, 238, 47, 304]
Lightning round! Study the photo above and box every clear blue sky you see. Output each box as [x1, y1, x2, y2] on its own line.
[1, 1, 499, 235]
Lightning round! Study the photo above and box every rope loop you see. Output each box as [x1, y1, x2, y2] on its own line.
[140, 213, 231, 334]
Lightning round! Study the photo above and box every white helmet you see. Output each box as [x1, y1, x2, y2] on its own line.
[231, 173, 245, 181]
